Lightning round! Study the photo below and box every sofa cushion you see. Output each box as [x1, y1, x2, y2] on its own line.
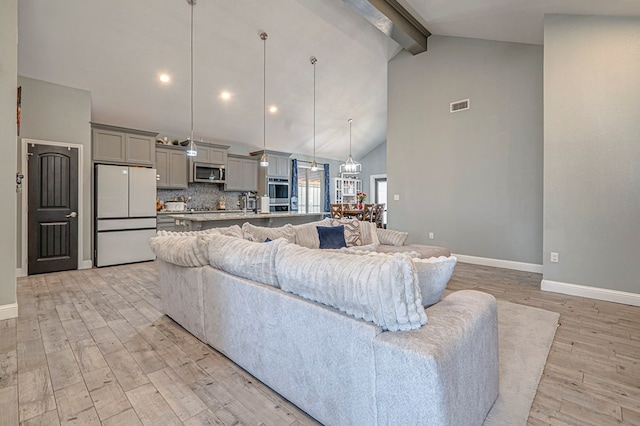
[376, 228, 409, 246]
[338, 250, 456, 307]
[290, 219, 332, 249]
[156, 228, 220, 237]
[275, 244, 427, 331]
[329, 218, 362, 246]
[242, 222, 296, 244]
[413, 256, 457, 306]
[359, 221, 380, 245]
[205, 234, 287, 287]
[149, 234, 213, 267]
[317, 225, 347, 249]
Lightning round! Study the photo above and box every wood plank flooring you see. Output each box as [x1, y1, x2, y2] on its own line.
[0, 261, 638, 425]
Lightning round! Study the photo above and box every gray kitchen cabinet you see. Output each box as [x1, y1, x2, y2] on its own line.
[188, 142, 230, 182]
[225, 155, 258, 191]
[157, 214, 176, 231]
[92, 123, 156, 166]
[268, 154, 291, 178]
[250, 150, 291, 178]
[156, 145, 188, 189]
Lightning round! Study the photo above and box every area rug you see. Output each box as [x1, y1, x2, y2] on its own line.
[484, 300, 560, 425]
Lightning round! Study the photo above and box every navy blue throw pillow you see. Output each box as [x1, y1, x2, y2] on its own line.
[317, 225, 347, 249]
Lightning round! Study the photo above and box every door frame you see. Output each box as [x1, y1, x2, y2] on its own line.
[369, 174, 387, 203]
[19, 138, 87, 277]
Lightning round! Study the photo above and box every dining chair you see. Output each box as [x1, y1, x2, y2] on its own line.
[374, 203, 385, 228]
[362, 204, 375, 222]
[330, 204, 344, 219]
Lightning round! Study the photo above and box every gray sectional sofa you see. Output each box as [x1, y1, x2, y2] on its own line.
[151, 221, 499, 425]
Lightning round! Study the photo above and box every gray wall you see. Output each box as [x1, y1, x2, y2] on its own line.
[387, 36, 543, 264]
[1, 0, 17, 312]
[544, 15, 640, 294]
[17, 76, 92, 268]
[360, 141, 387, 198]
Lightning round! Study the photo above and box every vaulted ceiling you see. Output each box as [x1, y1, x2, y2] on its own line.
[17, 0, 640, 161]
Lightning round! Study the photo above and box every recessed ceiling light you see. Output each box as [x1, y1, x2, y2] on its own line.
[220, 91, 231, 100]
[159, 73, 171, 83]
[269, 105, 278, 113]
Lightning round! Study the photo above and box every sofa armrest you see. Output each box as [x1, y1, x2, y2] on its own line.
[373, 290, 498, 426]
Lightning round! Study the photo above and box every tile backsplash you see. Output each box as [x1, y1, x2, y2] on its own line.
[157, 183, 243, 210]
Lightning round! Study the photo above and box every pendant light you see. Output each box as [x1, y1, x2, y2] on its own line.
[310, 56, 318, 172]
[259, 32, 269, 167]
[185, 0, 198, 157]
[340, 118, 361, 174]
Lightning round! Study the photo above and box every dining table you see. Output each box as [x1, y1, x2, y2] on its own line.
[343, 209, 364, 219]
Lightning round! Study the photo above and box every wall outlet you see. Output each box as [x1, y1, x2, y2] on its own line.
[550, 252, 559, 263]
[393, 194, 400, 201]
[429, 232, 434, 240]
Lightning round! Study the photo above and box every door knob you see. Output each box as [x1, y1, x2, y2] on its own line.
[66, 212, 78, 218]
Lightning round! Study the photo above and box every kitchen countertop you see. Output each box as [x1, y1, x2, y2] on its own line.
[158, 209, 246, 214]
[168, 211, 327, 222]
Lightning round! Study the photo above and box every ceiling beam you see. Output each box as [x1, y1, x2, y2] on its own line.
[343, 0, 431, 54]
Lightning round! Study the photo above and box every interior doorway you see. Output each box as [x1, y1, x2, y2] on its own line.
[371, 174, 387, 228]
[24, 141, 81, 275]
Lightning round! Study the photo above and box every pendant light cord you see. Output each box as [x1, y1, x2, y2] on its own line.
[263, 33, 267, 151]
[190, 0, 194, 141]
[349, 118, 353, 156]
[312, 57, 316, 161]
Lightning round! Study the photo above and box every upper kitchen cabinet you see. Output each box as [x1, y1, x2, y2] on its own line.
[156, 145, 188, 189]
[188, 142, 229, 183]
[92, 123, 156, 166]
[225, 155, 258, 192]
[250, 150, 291, 178]
[190, 142, 228, 165]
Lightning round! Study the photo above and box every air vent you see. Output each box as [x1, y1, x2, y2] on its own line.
[450, 99, 470, 113]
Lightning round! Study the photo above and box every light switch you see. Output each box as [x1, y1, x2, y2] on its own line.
[393, 194, 400, 201]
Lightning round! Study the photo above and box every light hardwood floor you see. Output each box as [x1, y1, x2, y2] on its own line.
[0, 261, 638, 425]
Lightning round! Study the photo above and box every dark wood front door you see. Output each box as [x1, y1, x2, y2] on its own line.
[28, 144, 79, 275]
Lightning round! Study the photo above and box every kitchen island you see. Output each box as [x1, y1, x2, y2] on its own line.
[168, 211, 328, 231]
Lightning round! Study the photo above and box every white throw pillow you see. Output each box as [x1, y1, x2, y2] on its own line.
[413, 256, 457, 306]
[359, 221, 380, 245]
[376, 228, 409, 246]
[205, 234, 287, 287]
[275, 244, 427, 331]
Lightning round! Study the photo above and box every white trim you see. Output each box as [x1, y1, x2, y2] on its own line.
[80, 260, 93, 270]
[453, 253, 543, 274]
[541, 279, 640, 307]
[369, 174, 387, 200]
[16, 268, 25, 278]
[21, 138, 86, 274]
[0, 303, 18, 320]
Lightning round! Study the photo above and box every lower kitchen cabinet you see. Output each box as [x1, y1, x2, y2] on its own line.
[157, 214, 176, 231]
[225, 155, 258, 191]
[156, 145, 188, 189]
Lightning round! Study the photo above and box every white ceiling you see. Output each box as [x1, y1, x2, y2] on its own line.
[17, 0, 640, 161]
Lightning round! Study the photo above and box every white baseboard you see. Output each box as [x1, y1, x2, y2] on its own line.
[452, 254, 543, 274]
[16, 260, 92, 278]
[541, 279, 640, 307]
[0, 303, 18, 320]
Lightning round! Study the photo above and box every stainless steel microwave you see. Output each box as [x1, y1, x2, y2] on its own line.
[193, 163, 225, 183]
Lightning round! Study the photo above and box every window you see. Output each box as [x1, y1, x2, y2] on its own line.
[298, 166, 324, 213]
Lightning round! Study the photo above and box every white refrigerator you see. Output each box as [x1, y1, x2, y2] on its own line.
[95, 164, 157, 267]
